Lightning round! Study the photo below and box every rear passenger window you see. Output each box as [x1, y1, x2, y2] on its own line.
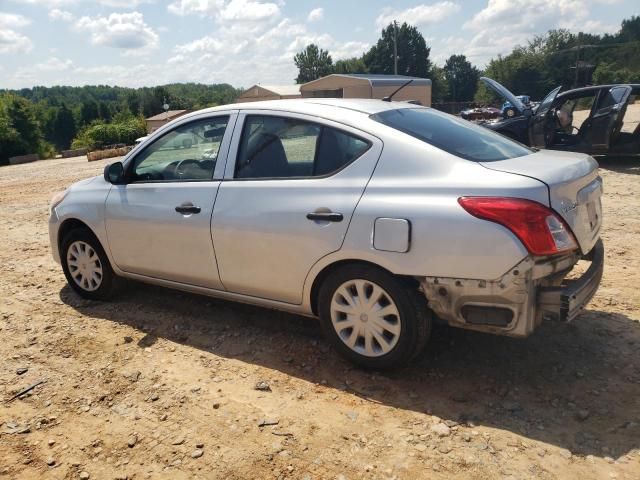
[235, 115, 370, 179]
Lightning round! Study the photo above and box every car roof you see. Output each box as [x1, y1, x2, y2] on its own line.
[180, 98, 421, 121]
[558, 83, 640, 98]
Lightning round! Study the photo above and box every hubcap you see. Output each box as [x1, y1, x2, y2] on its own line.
[67, 241, 103, 292]
[330, 279, 401, 357]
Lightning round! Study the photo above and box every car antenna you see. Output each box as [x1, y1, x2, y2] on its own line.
[382, 79, 413, 102]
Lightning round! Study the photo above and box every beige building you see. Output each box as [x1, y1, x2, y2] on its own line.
[300, 74, 431, 106]
[236, 85, 301, 103]
[146, 110, 190, 133]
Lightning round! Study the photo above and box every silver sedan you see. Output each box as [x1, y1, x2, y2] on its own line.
[49, 99, 604, 368]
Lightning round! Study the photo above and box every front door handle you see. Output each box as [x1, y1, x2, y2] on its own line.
[175, 202, 201, 215]
[306, 212, 343, 222]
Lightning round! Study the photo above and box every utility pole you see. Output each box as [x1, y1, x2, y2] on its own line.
[393, 20, 398, 75]
[574, 32, 582, 88]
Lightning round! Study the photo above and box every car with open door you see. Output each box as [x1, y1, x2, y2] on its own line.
[49, 98, 604, 369]
[477, 77, 640, 156]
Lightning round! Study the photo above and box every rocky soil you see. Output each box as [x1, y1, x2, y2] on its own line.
[0, 155, 639, 479]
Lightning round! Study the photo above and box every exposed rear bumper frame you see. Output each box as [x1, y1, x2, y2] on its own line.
[537, 239, 604, 322]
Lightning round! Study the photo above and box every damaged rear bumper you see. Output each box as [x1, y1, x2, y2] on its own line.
[537, 239, 604, 322]
[419, 239, 604, 337]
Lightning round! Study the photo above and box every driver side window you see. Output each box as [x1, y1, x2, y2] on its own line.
[131, 116, 229, 182]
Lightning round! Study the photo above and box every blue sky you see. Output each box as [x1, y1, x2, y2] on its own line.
[0, 0, 638, 89]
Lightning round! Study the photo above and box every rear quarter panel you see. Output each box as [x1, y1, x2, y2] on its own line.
[304, 133, 550, 299]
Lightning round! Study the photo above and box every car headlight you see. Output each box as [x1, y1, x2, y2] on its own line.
[49, 189, 68, 215]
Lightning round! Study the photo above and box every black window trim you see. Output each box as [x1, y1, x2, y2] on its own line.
[124, 114, 231, 185]
[228, 113, 372, 182]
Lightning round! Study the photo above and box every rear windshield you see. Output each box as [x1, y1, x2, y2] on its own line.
[371, 108, 533, 162]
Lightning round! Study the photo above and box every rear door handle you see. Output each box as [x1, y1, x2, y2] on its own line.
[175, 202, 201, 214]
[306, 212, 343, 222]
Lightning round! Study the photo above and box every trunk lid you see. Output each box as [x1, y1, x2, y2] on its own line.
[481, 150, 602, 254]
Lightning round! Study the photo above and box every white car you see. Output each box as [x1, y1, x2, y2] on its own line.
[49, 99, 603, 368]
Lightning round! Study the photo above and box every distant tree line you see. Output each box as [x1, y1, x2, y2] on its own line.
[0, 83, 240, 165]
[294, 16, 640, 104]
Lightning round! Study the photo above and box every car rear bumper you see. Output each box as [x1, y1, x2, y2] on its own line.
[537, 239, 604, 322]
[419, 239, 604, 337]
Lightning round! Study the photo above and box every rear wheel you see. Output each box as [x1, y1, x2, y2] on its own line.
[61, 228, 118, 300]
[318, 264, 431, 369]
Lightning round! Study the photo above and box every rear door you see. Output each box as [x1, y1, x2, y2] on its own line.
[590, 85, 632, 151]
[529, 86, 562, 148]
[211, 111, 382, 304]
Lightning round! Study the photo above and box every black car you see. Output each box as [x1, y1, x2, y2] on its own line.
[478, 77, 640, 156]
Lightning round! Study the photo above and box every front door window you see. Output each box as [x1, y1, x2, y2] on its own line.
[131, 116, 229, 182]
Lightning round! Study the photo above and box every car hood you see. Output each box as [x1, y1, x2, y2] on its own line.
[71, 175, 100, 189]
[480, 77, 526, 114]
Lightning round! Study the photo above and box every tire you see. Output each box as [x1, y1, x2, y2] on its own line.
[318, 264, 432, 369]
[60, 227, 119, 300]
[503, 107, 517, 119]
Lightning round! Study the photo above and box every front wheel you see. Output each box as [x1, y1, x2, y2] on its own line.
[61, 228, 118, 300]
[318, 264, 431, 369]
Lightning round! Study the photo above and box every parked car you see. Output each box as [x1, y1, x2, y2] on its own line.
[460, 105, 501, 121]
[502, 95, 531, 119]
[49, 99, 604, 369]
[479, 76, 640, 156]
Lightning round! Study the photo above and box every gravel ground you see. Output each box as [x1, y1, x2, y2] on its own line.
[0, 155, 639, 480]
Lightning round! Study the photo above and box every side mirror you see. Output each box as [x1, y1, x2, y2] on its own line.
[104, 161, 125, 184]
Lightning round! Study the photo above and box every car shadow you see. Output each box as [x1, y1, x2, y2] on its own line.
[60, 282, 640, 460]
[597, 155, 640, 176]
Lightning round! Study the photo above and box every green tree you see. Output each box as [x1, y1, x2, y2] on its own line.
[363, 22, 431, 77]
[619, 15, 640, 42]
[294, 44, 334, 84]
[443, 54, 480, 101]
[0, 98, 21, 164]
[52, 103, 76, 150]
[428, 65, 449, 103]
[98, 101, 112, 122]
[80, 100, 99, 125]
[334, 57, 368, 74]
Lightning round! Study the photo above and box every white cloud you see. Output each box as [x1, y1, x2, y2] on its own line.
[34, 56, 73, 71]
[11, 0, 152, 6]
[99, 0, 154, 6]
[0, 12, 31, 28]
[49, 9, 74, 22]
[75, 12, 159, 52]
[375, 2, 461, 29]
[307, 7, 324, 22]
[168, 0, 280, 22]
[0, 13, 32, 54]
[219, 0, 280, 22]
[330, 41, 369, 60]
[0, 30, 33, 54]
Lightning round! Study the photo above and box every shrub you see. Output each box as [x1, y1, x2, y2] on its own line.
[72, 116, 146, 151]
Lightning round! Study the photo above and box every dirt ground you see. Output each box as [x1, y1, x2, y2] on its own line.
[0, 154, 639, 480]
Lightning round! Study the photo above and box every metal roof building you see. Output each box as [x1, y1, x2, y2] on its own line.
[300, 74, 432, 106]
[146, 110, 190, 133]
[236, 85, 302, 103]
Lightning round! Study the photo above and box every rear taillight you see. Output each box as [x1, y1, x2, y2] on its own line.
[458, 197, 578, 256]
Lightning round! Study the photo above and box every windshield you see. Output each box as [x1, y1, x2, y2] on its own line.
[371, 108, 533, 162]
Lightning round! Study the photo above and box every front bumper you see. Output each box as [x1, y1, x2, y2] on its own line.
[49, 208, 61, 265]
[538, 239, 604, 322]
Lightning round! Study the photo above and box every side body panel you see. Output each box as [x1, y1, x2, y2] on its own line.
[211, 111, 383, 304]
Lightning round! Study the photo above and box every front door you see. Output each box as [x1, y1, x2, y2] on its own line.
[211, 112, 382, 304]
[529, 86, 562, 148]
[590, 85, 632, 151]
[105, 113, 236, 289]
